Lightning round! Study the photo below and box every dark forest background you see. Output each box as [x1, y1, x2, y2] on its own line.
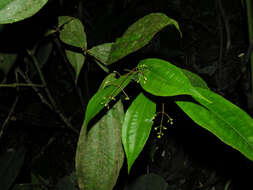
[1, 0, 253, 189]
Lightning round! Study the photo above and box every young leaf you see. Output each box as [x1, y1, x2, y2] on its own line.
[137, 58, 209, 101]
[58, 16, 87, 49]
[108, 13, 181, 64]
[76, 101, 125, 190]
[176, 88, 253, 161]
[65, 50, 85, 83]
[122, 93, 156, 173]
[0, 0, 48, 24]
[77, 73, 133, 148]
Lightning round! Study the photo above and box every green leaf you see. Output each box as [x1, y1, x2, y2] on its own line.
[0, 146, 26, 190]
[88, 43, 113, 65]
[0, 0, 48, 24]
[122, 93, 156, 173]
[176, 88, 253, 161]
[65, 50, 85, 83]
[58, 16, 87, 49]
[0, 52, 17, 75]
[181, 69, 209, 90]
[76, 101, 125, 190]
[76, 73, 133, 171]
[108, 13, 181, 64]
[137, 58, 209, 101]
[99, 72, 116, 89]
[83, 73, 133, 134]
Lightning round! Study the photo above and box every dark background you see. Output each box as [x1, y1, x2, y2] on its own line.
[0, 0, 253, 189]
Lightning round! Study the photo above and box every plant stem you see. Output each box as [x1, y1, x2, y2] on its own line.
[246, 0, 253, 95]
[0, 83, 44, 88]
[53, 38, 86, 109]
[27, 50, 79, 134]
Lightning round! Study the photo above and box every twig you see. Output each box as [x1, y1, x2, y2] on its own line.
[16, 68, 54, 110]
[27, 50, 79, 134]
[0, 69, 20, 139]
[0, 96, 19, 139]
[53, 38, 86, 109]
[0, 96, 19, 140]
[0, 83, 44, 88]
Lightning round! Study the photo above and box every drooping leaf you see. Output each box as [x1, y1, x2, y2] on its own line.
[76, 73, 133, 171]
[76, 101, 125, 190]
[176, 87, 253, 161]
[65, 50, 85, 83]
[0, 52, 17, 75]
[58, 16, 86, 82]
[0, 0, 48, 24]
[125, 173, 168, 190]
[58, 16, 87, 49]
[88, 43, 113, 65]
[82, 73, 133, 136]
[137, 58, 209, 101]
[0, 146, 26, 190]
[181, 69, 209, 89]
[122, 93, 156, 173]
[87, 43, 113, 72]
[108, 13, 181, 64]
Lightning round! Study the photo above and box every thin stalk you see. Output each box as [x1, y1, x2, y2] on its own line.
[246, 0, 253, 94]
[27, 50, 79, 134]
[53, 38, 86, 109]
[0, 83, 44, 88]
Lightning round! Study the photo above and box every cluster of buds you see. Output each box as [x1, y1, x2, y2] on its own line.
[137, 64, 148, 84]
[153, 110, 174, 138]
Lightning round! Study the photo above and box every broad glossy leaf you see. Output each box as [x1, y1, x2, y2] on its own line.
[137, 58, 209, 101]
[0, 0, 48, 24]
[181, 69, 209, 89]
[0, 52, 17, 75]
[122, 93, 156, 173]
[108, 13, 181, 64]
[88, 43, 113, 65]
[77, 73, 133, 152]
[176, 88, 253, 161]
[65, 50, 85, 83]
[58, 16, 87, 49]
[0, 146, 26, 190]
[76, 101, 125, 190]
